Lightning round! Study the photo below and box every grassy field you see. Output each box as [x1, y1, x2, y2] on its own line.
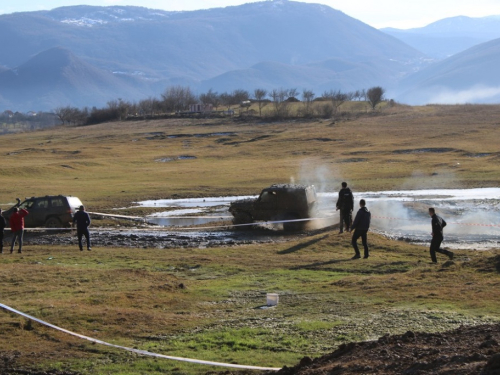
[1, 235, 499, 374]
[1, 103, 500, 209]
[0, 104, 500, 374]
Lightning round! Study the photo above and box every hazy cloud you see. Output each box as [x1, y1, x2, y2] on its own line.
[428, 85, 500, 104]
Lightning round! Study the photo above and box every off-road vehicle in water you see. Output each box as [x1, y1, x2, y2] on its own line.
[2, 195, 84, 228]
[229, 184, 318, 231]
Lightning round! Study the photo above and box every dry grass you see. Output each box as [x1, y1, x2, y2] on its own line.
[0, 234, 499, 374]
[1, 104, 500, 210]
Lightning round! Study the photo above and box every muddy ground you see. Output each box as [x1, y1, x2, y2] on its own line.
[268, 323, 500, 375]
[210, 324, 500, 375]
[15, 225, 318, 250]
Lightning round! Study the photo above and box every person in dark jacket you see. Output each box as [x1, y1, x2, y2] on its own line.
[336, 182, 354, 234]
[9, 207, 29, 254]
[428, 207, 453, 263]
[73, 205, 91, 251]
[0, 208, 6, 254]
[351, 199, 371, 259]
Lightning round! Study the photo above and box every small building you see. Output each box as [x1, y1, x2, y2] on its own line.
[189, 103, 213, 113]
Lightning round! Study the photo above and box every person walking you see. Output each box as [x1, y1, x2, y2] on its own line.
[336, 182, 354, 234]
[428, 207, 454, 263]
[351, 199, 371, 259]
[73, 205, 92, 251]
[0, 208, 6, 254]
[9, 207, 29, 254]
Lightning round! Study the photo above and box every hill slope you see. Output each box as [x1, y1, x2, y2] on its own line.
[397, 38, 500, 104]
[382, 15, 500, 59]
[0, 47, 148, 111]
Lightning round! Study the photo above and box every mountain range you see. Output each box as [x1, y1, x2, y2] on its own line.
[0, 1, 424, 111]
[0, 1, 500, 110]
[382, 15, 500, 59]
[397, 37, 500, 104]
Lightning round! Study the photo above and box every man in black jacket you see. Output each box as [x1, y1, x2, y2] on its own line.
[351, 199, 371, 259]
[73, 205, 92, 251]
[0, 208, 5, 254]
[336, 182, 354, 234]
[428, 207, 454, 263]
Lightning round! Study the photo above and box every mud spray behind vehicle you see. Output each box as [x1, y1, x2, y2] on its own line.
[229, 184, 318, 231]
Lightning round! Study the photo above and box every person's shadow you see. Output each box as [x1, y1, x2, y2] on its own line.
[277, 235, 328, 255]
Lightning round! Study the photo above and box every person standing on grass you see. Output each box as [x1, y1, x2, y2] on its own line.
[0, 208, 6, 254]
[351, 199, 371, 259]
[9, 207, 28, 254]
[336, 182, 354, 234]
[73, 205, 91, 251]
[428, 207, 454, 263]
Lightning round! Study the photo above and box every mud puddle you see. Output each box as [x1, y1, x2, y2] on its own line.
[135, 188, 500, 250]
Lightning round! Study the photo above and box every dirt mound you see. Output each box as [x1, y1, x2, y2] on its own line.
[270, 323, 500, 375]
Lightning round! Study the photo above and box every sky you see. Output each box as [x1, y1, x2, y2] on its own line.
[1, 0, 500, 29]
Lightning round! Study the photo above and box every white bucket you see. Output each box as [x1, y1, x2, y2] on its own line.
[266, 293, 279, 306]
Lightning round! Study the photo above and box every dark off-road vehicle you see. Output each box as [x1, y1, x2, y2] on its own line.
[2, 195, 84, 228]
[229, 184, 318, 231]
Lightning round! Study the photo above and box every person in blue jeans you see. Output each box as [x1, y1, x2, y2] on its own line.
[73, 205, 91, 251]
[351, 199, 371, 259]
[9, 207, 29, 254]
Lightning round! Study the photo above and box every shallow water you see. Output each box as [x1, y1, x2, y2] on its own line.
[136, 188, 500, 249]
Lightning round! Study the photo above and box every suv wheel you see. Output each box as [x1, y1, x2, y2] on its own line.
[283, 213, 303, 232]
[232, 212, 253, 228]
[45, 217, 62, 228]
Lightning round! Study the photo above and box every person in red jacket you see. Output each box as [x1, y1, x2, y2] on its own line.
[9, 207, 28, 254]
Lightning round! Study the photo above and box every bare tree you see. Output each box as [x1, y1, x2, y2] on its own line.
[199, 89, 221, 110]
[360, 88, 367, 102]
[107, 98, 132, 120]
[253, 88, 268, 117]
[231, 89, 250, 104]
[302, 89, 315, 117]
[288, 88, 299, 100]
[366, 86, 385, 109]
[270, 88, 293, 118]
[138, 97, 155, 116]
[53, 106, 74, 125]
[219, 92, 232, 111]
[323, 89, 348, 114]
[161, 86, 197, 112]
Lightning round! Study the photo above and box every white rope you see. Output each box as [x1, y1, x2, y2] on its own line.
[0, 302, 281, 371]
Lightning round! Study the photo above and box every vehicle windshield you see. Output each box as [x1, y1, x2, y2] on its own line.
[18, 200, 34, 210]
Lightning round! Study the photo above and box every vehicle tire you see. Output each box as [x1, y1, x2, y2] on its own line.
[283, 213, 303, 232]
[232, 212, 253, 229]
[45, 217, 62, 228]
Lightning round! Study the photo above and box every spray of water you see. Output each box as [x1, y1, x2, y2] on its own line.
[292, 161, 344, 230]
